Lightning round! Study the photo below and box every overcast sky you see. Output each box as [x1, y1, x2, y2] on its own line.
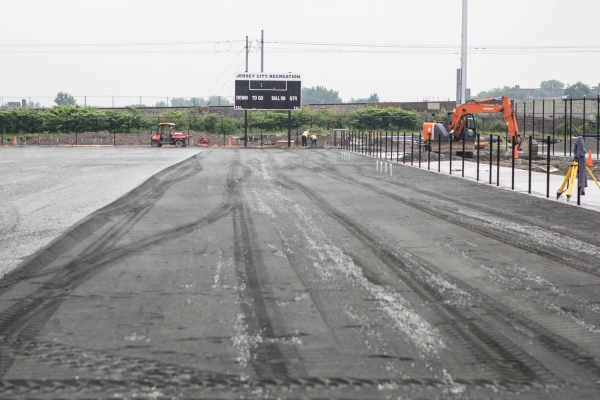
[1, 0, 599, 107]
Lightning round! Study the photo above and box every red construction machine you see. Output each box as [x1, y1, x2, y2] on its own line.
[422, 96, 520, 156]
[151, 123, 190, 147]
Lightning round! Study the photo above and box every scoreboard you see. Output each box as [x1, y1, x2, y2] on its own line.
[234, 73, 301, 111]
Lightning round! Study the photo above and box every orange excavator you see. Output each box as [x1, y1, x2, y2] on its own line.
[423, 96, 520, 154]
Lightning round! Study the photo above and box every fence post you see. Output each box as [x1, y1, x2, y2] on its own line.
[523, 102, 526, 137]
[569, 97, 573, 157]
[496, 136, 500, 186]
[410, 133, 414, 166]
[489, 134, 493, 184]
[418, 133, 422, 168]
[390, 131, 393, 161]
[385, 131, 388, 160]
[542, 99, 545, 154]
[552, 99, 555, 155]
[461, 134, 465, 177]
[528, 136, 532, 194]
[403, 132, 406, 164]
[583, 96, 586, 135]
[532, 100, 535, 138]
[511, 133, 515, 190]
[476, 133, 480, 181]
[363, 133, 365, 155]
[427, 135, 431, 170]
[449, 137, 453, 175]
[546, 135, 551, 198]
[564, 99, 567, 156]
[397, 132, 400, 162]
[438, 133, 441, 172]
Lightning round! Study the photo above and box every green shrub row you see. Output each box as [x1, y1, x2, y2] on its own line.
[0, 105, 422, 135]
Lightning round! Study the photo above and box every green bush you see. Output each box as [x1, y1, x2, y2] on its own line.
[348, 107, 419, 131]
[489, 120, 508, 132]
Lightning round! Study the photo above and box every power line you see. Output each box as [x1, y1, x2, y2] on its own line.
[1, 39, 599, 54]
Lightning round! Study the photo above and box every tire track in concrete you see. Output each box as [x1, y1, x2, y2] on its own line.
[273, 167, 555, 385]
[0, 152, 232, 377]
[319, 150, 600, 277]
[294, 150, 600, 384]
[0, 152, 209, 296]
[228, 152, 306, 380]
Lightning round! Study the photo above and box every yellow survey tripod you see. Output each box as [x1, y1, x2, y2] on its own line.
[556, 158, 600, 201]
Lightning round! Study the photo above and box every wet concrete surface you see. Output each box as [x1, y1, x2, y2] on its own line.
[0, 146, 201, 277]
[1, 148, 600, 398]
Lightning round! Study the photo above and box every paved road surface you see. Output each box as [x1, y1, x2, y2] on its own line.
[1, 148, 600, 399]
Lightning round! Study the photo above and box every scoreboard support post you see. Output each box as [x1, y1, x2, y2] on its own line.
[288, 110, 291, 148]
[244, 110, 247, 148]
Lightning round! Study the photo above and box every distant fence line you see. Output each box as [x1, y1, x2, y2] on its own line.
[1, 97, 599, 142]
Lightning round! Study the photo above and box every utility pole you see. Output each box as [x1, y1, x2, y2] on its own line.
[261, 30, 264, 73]
[244, 36, 249, 148]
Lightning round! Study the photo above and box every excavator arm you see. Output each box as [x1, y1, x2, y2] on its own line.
[449, 96, 520, 145]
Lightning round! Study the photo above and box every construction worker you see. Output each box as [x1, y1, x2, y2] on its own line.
[573, 135, 587, 195]
[311, 132, 317, 146]
[302, 129, 309, 146]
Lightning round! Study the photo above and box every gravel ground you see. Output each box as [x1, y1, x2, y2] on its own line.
[0, 146, 200, 278]
[21, 131, 334, 147]
[2, 148, 600, 398]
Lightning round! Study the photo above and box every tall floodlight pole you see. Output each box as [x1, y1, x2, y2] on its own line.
[460, 0, 468, 104]
[261, 30, 264, 73]
[245, 36, 249, 73]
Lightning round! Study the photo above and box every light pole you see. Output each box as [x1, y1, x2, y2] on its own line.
[460, 0, 468, 104]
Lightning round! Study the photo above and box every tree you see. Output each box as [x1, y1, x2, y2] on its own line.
[540, 79, 565, 91]
[302, 86, 343, 104]
[350, 93, 380, 103]
[206, 96, 232, 106]
[474, 86, 526, 100]
[54, 92, 77, 106]
[563, 81, 592, 98]
[154, 101, 167, 107]
[26, 101, 43, 109]
[532, 88, 548, 99]
[170, 97, 214, 107]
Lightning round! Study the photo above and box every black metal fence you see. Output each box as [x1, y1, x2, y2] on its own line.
[337, 130, 598, 207]
[513, 96, 600, 157]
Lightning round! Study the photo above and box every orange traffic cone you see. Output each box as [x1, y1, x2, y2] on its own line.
[227, 137, 232, 147]
[513, 145, 519, 159]
[13, 136, 17, 145]
[409, 138, 413, 147]
[588, 150, 594, 167]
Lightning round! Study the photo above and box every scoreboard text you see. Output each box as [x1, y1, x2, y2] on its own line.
[234, 73, 301, 111]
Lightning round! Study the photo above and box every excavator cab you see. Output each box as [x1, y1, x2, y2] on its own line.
[462, 115, 477, 141]
[443, 112, 477, 141]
